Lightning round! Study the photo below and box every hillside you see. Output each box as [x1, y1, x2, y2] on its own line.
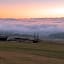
[0, 41, 64, 64]
[49, 32, 64, 39]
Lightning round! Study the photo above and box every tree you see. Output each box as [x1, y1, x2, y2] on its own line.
[33, 32, 39, 43]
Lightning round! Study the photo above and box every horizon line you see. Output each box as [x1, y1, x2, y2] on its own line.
[0, 17, 64, 19]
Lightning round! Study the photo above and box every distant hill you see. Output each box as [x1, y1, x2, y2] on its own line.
[49, 32, 64, 39]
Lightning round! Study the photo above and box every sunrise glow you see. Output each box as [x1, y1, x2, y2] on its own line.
[0, 0, 64, 18]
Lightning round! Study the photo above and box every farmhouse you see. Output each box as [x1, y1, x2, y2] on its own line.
[7, 36, 30, 41]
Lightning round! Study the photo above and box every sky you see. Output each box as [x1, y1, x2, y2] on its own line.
[0, 0, 64, 18]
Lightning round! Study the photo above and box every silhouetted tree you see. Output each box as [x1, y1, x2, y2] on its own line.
[33, 32, 39, 43]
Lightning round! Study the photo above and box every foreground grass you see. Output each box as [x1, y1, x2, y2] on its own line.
[0, 41, 64, 64]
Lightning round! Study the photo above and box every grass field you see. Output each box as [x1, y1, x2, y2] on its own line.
[0, 41, 64, 64]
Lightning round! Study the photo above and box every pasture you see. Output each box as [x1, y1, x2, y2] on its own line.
[0, 41, 64, 64]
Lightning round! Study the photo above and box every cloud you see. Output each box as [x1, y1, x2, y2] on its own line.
[0, 19, 64, 35]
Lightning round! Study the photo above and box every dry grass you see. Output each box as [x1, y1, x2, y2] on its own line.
[0, 41, 64, 64]
[0, 51, 64, 64]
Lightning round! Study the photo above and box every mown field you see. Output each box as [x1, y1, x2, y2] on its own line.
[0, 41, 64, 64]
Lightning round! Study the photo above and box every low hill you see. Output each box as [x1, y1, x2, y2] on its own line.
[49, 32, 64, 39]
